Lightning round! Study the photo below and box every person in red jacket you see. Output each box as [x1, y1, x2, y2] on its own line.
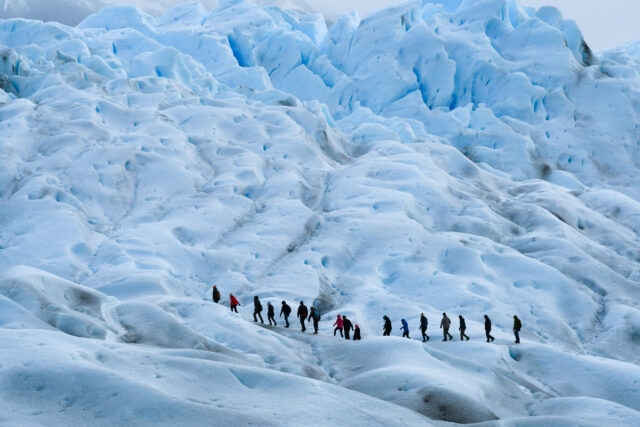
[230, 294, 240, 313]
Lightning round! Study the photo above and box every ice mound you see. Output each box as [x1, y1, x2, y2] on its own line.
[2, 0, 640, 424]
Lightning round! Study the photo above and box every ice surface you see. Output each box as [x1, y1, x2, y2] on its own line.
[2, 0, 640, 425]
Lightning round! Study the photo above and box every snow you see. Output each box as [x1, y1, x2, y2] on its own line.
[1, 0, 640, 425]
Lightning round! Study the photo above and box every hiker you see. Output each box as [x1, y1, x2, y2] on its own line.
[308, 306, 320, 334]
[513, 315, 522, 344]
[267, 302, 277, 326]
[353, 324, 361, 340]
[419, 313, 429, 342]
[212, 285, 220, 303]
[440, 313, 453, 341]
[383, 315, 392, 336]
[280, 300, 291, 328]
[343, 315, 354, 340]
[297, 301, 308, 332]
[230, 294, 240, 313]
[459, 315, 469, 341]
[333, 314, 344, 337]
[484, 315, 495, 342]
[253, 296, 264, 323]
[401, 319, 410, 338]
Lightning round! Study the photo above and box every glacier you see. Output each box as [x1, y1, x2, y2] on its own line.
[1, 0, 640, 425]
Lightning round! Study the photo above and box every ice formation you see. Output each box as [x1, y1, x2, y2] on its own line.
[1, 0, 640, 425]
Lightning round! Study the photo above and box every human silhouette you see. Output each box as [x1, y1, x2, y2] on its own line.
[308, 306, 320, 334]
[401, 319, 410, 338]
[419, 313, 429, 342]
[459, 315, 469, 341]
[253, 296, 264, 323]
[513, 315, 522, 344]
[333, 314, 344, 337]
[212, 285, 220, 303]
[383, 315, 392, 336]
[280, 301, 291, 328]
[440, 313, 453, 341]
[353, 324, 361, 340]
[343, 316, 354, 340]
[484, 315, 495, 342]
[297, 301, 308, 332]
[229, 294, 240, 313]
[267, 302, 277, 326]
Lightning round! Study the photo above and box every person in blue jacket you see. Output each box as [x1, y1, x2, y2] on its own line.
[401, 319, 410, 339]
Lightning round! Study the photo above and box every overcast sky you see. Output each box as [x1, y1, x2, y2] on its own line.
[329, 0, 640, 51]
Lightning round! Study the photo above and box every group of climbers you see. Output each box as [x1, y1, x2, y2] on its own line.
[332, 314, 361, 340]
[390, 312, 522, 344]
[214, 286, 523, 344]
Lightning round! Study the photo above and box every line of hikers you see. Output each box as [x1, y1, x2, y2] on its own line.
[212, 286, 523, 343]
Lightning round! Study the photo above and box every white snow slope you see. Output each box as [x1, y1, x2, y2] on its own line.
[1, 0, 640, 425]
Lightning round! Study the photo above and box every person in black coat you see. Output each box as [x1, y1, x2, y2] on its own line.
[343, 316, 354, 340]
[353, 324, 361, 340]
[419, 313, 429, 342]
[212, 285, 221, 303]
[308, 306, 320, 334]
[513, 315, 522, 344]
[459, 315, 469, 341]
[280, 301, 291, 328]
[383, 315, 392, 336]
[253, 296, 264, 323]
[267, 302, 277, 326]
[484, 315, 495, 342]
[297, 301, 308, 332]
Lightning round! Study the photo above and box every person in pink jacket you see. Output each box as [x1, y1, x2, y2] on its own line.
[333, 314, 344, 338]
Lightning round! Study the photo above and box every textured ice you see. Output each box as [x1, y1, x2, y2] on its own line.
[2, 0, 640, 425]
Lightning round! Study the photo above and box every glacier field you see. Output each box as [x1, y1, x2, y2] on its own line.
[2, 0, 640, 425]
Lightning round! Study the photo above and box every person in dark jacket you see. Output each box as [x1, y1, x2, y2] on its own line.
[513, 315, 522, 344]
[280, 301, 291, 328]
[297, 301, 308, 332]
[267, 302, 277, 326]
[419, 313, 429, 342]
[459, 315, 469, 341]
[401, 319, 410, 338]
[343, 316, 354, 340]
[440, 313, 453, 341]
[212, 285, 221, 303]
[484, 314, 495, 342]
[253, 296, 264, 323]
[308, 306, 320, 334]
[230, 294, 240, 313]
[383, 315, 392, 336]
[353, 324, 361, 340]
